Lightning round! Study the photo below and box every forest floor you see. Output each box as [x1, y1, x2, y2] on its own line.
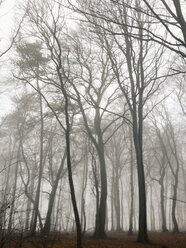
[2, 231, 186, 248]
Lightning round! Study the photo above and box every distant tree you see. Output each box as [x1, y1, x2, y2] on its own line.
[42, 149, 67, 235]
[68, 37, 123, 237]
[159, 113, 181, 233]
[16, 42, 48, 236]
[15, 1, 82, 247]
[146, 120, 169, 232]
[151, 107, 181, 233]
[106, 124, 126, 232]
[71, 0, 165, 243]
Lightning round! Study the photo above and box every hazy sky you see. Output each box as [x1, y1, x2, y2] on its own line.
[0, 0, 15, 36]
[0, 0, 16, 118]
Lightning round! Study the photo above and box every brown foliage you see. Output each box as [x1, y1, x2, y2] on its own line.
[2, 232, 186, 248]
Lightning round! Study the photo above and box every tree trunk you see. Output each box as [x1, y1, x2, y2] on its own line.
[8, 148, 19, 232]
[160, 169, 168, 232]
[42, 152, 66, 235]
[81, 143, 88, 236]
[25, 167, 35, 232]
[93, 109, 107, 239]
[172, 175, 179, 233]
[133, 114, 149, 243]
[93, 146, 107, 238]
[150, 185, 155, 231]
[59, 68, 82, 247]
[30, 81, 44, 236]
[128, 129, 134, 235]
[114, 159, 121, 232]
[111, 175, 114, 231]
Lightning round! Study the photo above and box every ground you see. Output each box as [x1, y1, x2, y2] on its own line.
[1, 231, 186, 248]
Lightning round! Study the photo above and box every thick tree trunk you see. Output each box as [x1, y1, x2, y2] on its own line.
[160, 172, 168, 232]
[135, 149, 148, 242]
[93, 108, 107, 238]
[25, 167, 35, 232]
[93, 142, 107, 239]
[133, 114, 149, 243]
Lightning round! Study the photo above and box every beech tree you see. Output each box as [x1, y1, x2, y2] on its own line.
[71, 0, 166, 243]
[0, 0, 185, 246]
[16, 42, 49, 235]
[15, 1, 82, 246]
[63, 28, 125, 238]
[154, 109, 181, 233]
[146, 121, 169, 232]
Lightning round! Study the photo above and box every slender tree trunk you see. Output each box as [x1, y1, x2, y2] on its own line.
[171, 145, 180, 233]
[114, 159, 121, 232]
[111, 176, 114, 231]
[59, 69, 82, 247]
[150, 184, 155, 231]
[81, 143, 88, 235]
[72, 85, 107, 239]
[120, 177, 124, 230]
[42, 152, 66, 235]
[159, 168, 168, 232]
[55, 177, 63, 231]
[25, 167, 35, 232]
[128, 129, 134, 235]
[8, 147, 20, 232]
[30, 80, 44, 236]
[90, 148, 100, 235]
[172, 175, 179, 233]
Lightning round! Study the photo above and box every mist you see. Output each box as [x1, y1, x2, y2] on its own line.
[0, 1, 185, 248]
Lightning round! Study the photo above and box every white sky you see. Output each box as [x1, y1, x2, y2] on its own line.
[0, 0, 185, 121]
[0, 0, 17, 118]
[0, 0, 15, 34]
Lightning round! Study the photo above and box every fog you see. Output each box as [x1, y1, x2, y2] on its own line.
[0, 1, 185, 248]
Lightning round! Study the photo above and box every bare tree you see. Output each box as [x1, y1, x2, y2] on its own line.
[151, 107, 181, 233]
[71, 0, 165, 242]
[66, 31, 123, 238]
[146, 120, 169, 232]
[142, 0, 186, 58]
[15, 1, 82, 246]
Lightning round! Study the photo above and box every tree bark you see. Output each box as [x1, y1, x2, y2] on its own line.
[133, 104, 149, 243]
